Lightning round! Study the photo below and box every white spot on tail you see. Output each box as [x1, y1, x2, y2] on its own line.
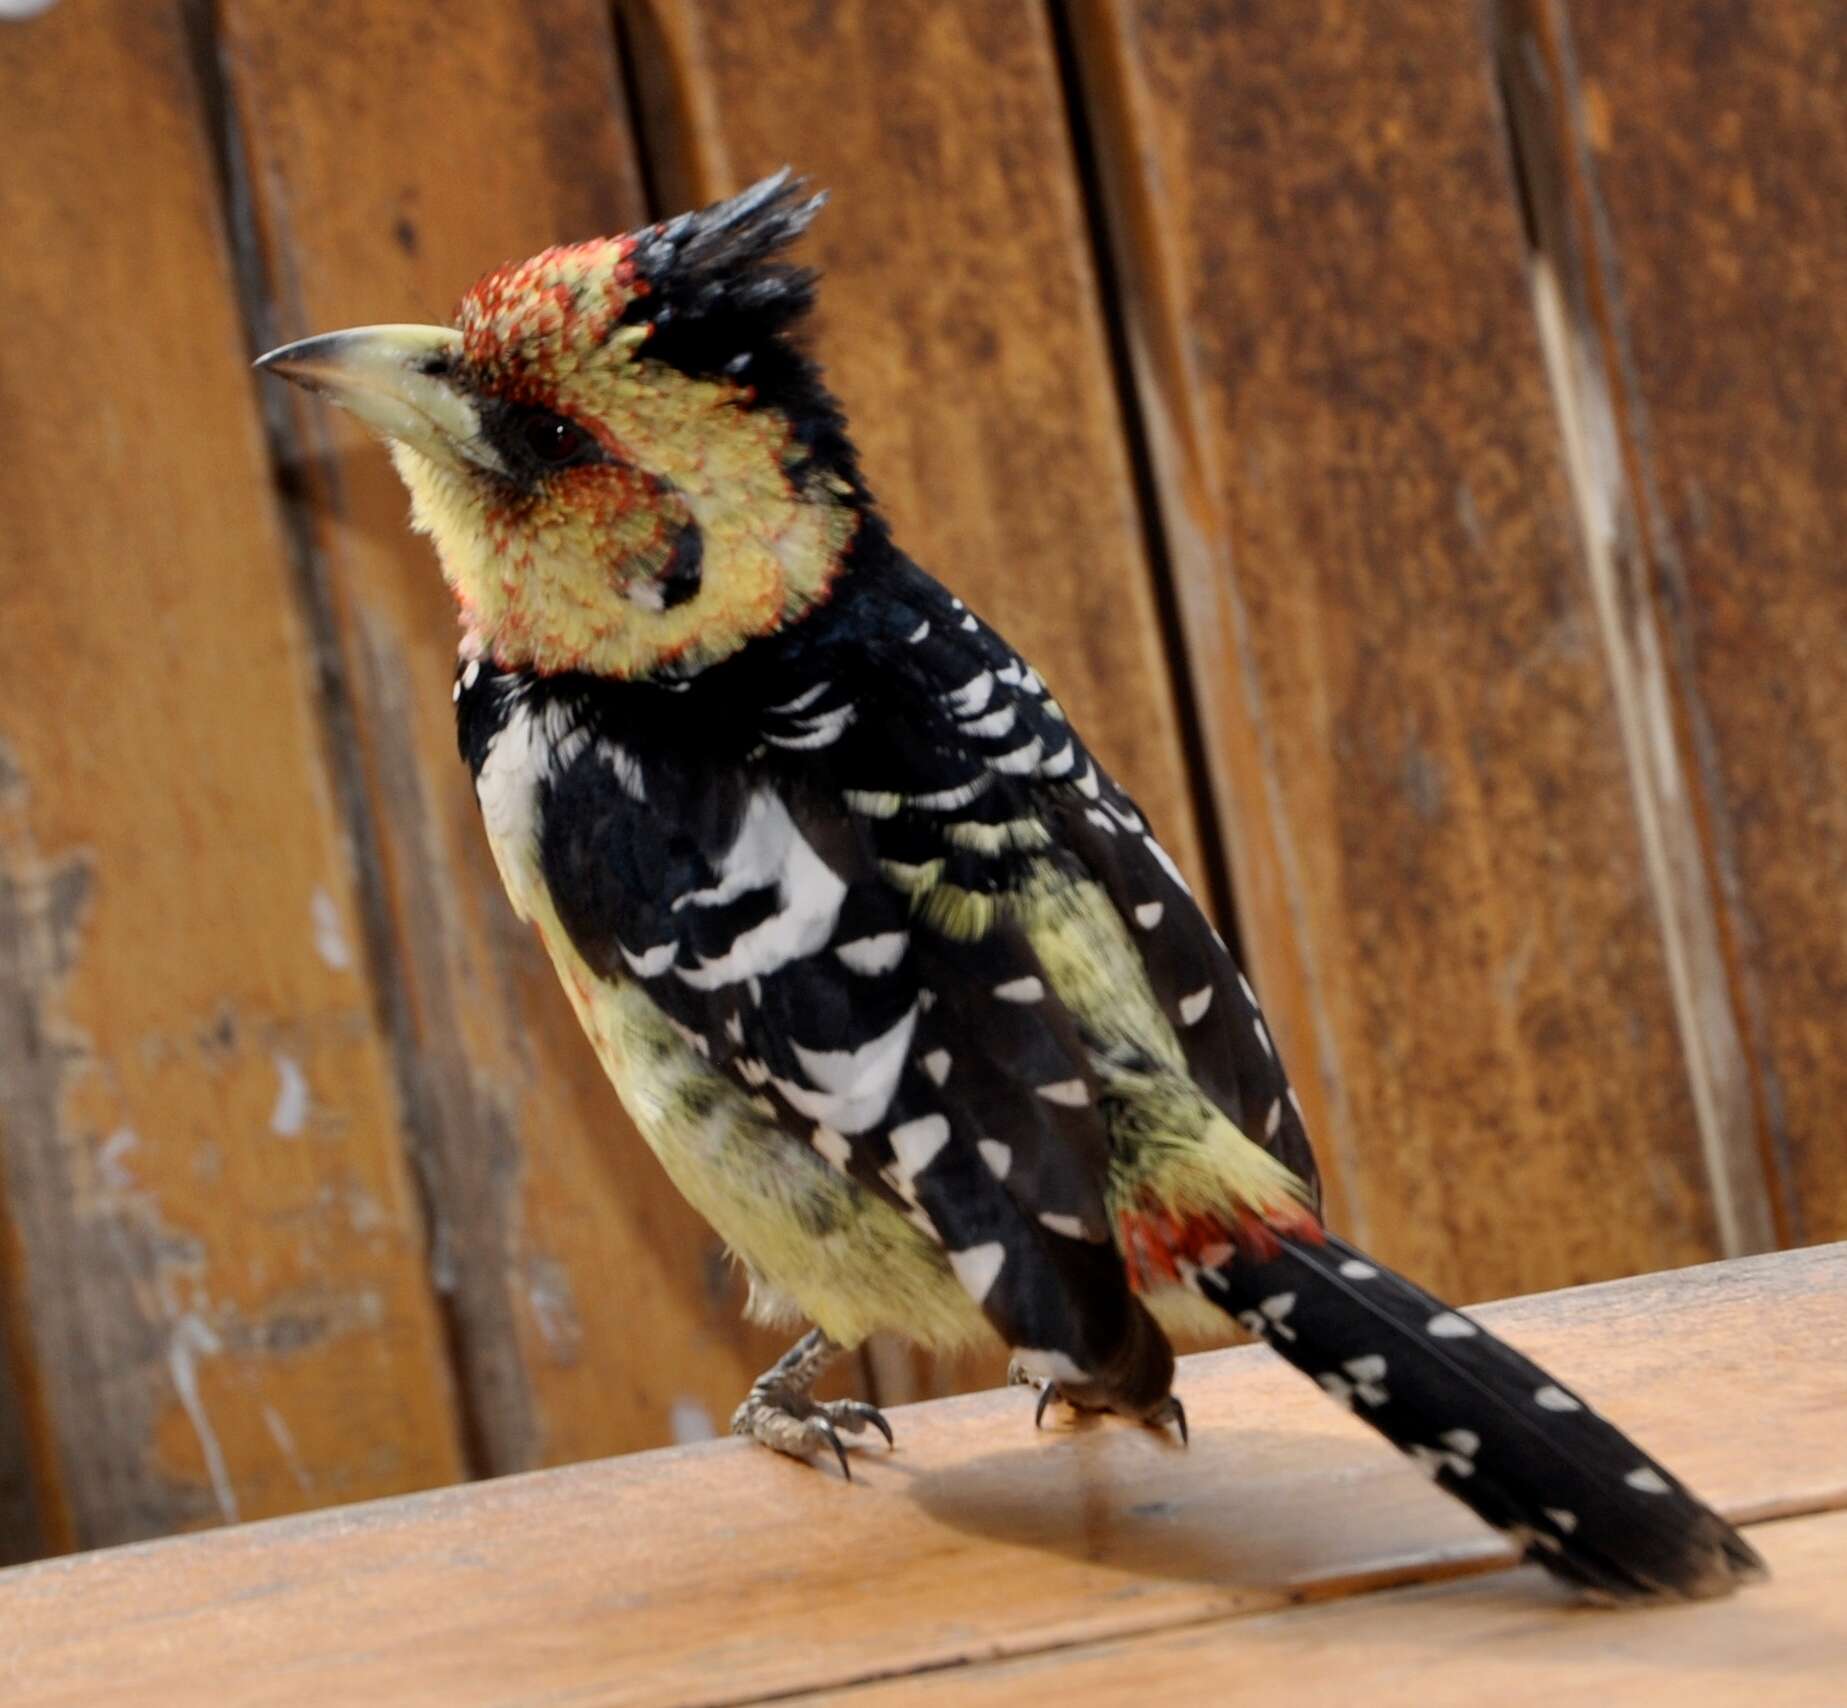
[1037, 1079, 1090, 1107]
[1038, 1213, 1088, 1240]
[1534, 1384, 1581, 1412]
[920, 1049, 953, 1086]
[1338, 1258, 1378, 1280]
[994, 976, 1044, 1003]
[1178, 987, 1213, 1025]
[1427, 1311, 1478, 1339]
[1134, 901, 1164, 930]
[1625, 1466, 1671, 1494]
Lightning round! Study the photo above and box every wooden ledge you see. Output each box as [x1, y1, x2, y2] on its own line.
[3, 1245, 1843, 1707]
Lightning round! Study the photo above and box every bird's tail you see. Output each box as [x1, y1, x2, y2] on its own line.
[1198, 1229, 1766, 1600]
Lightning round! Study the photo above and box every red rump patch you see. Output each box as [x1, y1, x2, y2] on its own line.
[1119, 1201, 1323, 1291]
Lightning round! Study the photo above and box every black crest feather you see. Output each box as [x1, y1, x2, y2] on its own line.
[625, 169, 827, 352]
[627, 170, 876, 518]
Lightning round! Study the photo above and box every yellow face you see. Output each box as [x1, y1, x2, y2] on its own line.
[262, 230, 859, 679]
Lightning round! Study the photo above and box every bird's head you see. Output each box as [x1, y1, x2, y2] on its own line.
[258, 172, 863, 679]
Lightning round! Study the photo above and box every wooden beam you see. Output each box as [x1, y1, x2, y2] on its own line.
[1, 1245, 1839, 1706]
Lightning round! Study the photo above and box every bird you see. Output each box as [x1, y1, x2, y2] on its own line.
[258, 170, 1764, 1602]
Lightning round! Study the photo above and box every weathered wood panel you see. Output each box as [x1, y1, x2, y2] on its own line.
[217, 0, 817, 1469]
[1487, 5, 1777, 1265]
[1070, 0, 1730, 1300]
[0, 1245, 1839, 1706]
[0, 1, 463, 1549]
[1524, 2, 1847, 1247]
[628, 0, 1218, 1395]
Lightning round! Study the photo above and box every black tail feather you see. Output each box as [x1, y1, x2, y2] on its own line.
[1200, 1232, 1766, 1600]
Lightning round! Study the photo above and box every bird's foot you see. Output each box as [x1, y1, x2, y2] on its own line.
[730, 1387, 894, 1480]
[1008, 1359, 1187, 1444]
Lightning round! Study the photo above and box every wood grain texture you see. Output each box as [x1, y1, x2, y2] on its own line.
[1488, 3, 1777, 1264]
[630, 0, 1217, 1398]
[0, 1246, 1838, 1707]
[218, 0, 816, 1471]
[1071, 0, 1725, 1299]
[1528, 2, 1847, 1248]
[814, 1507, 1847, 1706]
[0, 1, 462, 1549]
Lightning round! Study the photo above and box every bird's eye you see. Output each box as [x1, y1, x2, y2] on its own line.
[520, 409, 594, 466]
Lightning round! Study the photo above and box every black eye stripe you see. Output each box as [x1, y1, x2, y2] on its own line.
[487, 400, 608, 475]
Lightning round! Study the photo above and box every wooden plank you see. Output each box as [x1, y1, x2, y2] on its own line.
[0, 2, 463, 1550]
[1068, 0, 1733, 1298]
[1487, 5, 1778, 1265]
[630, 0, 1217, 1399]
[0, 1246, 1838, 1708]
[1512, 3, 1847, 1247]
[216, 0, 818, 1470]
[816, 1506, 1847, 1706]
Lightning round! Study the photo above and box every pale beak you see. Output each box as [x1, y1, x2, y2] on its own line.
[254, 323, 506, 476]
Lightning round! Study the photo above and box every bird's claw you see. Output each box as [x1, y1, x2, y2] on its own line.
[1011, 1360, 1187, 1444]
[731, 1388, 895, 1480]
[1148, 1393, 1189, 1447]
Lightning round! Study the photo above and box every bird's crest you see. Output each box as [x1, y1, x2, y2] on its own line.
[626, 169, 828, 343]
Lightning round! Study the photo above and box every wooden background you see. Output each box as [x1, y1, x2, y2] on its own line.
[0, 0, 1838, 1567]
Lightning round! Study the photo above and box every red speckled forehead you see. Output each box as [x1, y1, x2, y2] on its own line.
[458, 235, 645, 388]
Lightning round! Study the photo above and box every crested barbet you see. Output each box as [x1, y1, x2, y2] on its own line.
[259, 172, 1763, 1602]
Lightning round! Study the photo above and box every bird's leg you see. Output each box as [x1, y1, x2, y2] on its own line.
[730, 1327, 895, 1479]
